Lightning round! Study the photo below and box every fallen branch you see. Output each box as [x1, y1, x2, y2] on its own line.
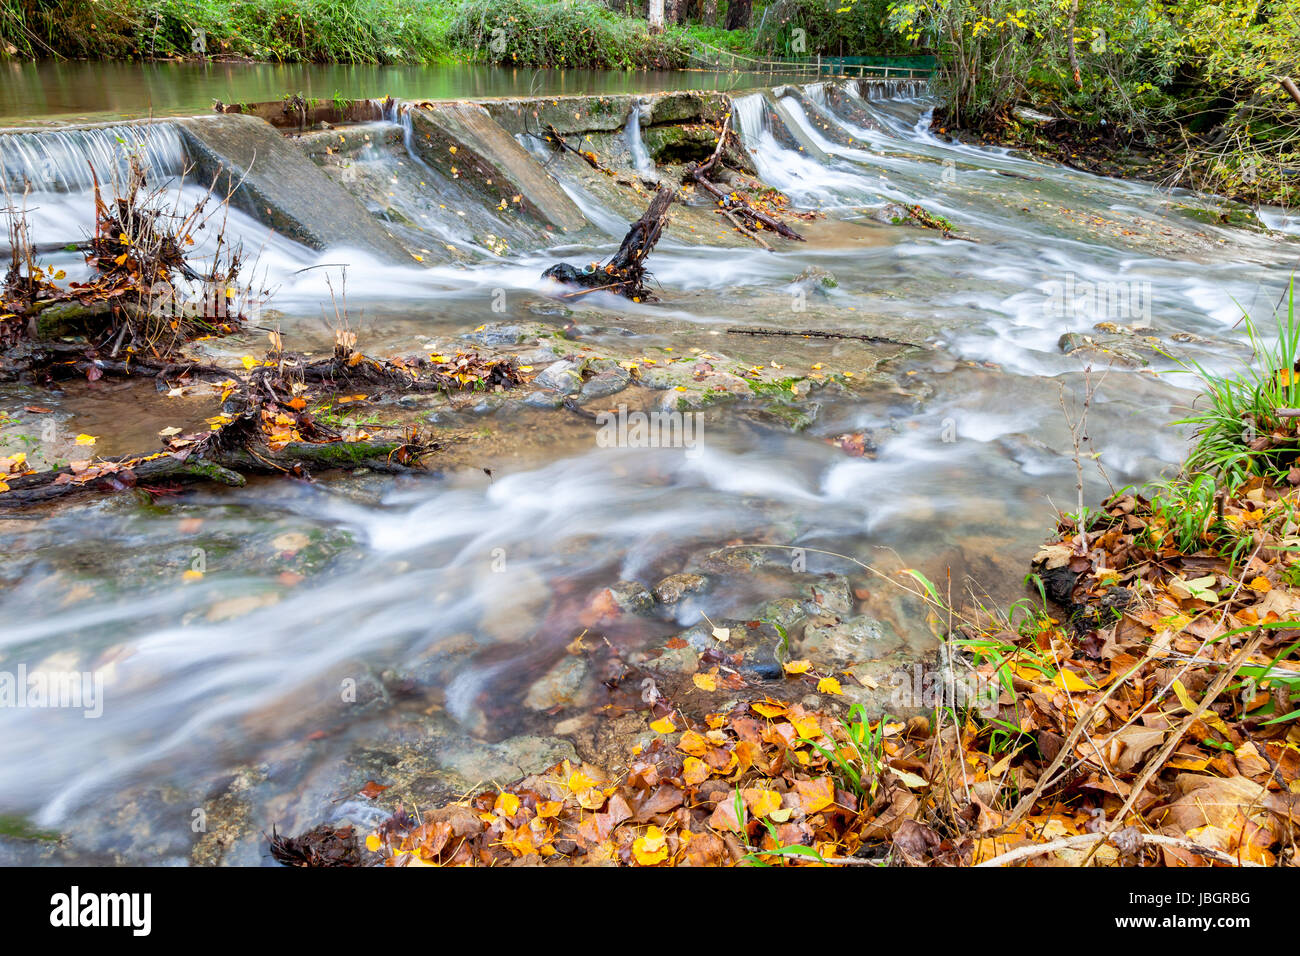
[975, 830, 1262, 868]
[0, 436, 427, 506]
[544, 124, 603, 171]
[726, 326, 921, 348]
[720, 208, 772, 250]
[683, 114, 805, 243]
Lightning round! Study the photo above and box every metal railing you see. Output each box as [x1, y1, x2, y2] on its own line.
[684, 43, 933, 80]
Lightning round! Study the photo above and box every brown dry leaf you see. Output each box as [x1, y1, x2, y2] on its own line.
[795, 776, 835, 814]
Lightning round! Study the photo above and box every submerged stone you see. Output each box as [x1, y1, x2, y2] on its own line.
[799, 615, 906, 666]
[524, 655, 592, 712]
[654, 572, 708, 605]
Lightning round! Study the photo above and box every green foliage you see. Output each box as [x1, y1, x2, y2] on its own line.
[753, 0, 912, 57]
[883, 0, 1298, 204]
[448, 0, 693, 69]
[1144, 282, 1300, 566]
[0, 0, 455, 63]
[1175, 281, 1300, 491]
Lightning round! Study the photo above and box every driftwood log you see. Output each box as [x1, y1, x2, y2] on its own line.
[542, 184, 674, 300]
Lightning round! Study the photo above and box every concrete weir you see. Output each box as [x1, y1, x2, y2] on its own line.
[0, 77, 927, 263]
[175, 113, 412, 263]
[404, 102, 590, 236]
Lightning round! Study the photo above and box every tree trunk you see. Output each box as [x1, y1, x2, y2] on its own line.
[1066, 0, 1081, 90]
[648, 0, 664, 32]
[702, 0, 718, 27]
[724, 0, 750, 30]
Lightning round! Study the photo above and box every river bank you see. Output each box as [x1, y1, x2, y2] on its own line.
[931, 109, 1298, 220]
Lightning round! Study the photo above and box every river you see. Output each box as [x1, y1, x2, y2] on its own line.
[0, 67, 1296, 863]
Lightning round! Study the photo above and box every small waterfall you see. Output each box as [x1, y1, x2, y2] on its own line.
[624, 100, 655, 177]
[0, 123, 186, 193]
[731, 93, 768, 146]
[855, 78, 929, 101]
[804, 82, 828, 106]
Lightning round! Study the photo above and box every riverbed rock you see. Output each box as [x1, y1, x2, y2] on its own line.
[698, 546, 772, 575]
[871, 202, 910, 225]
[461, 322, 539, 346]
[754, 596, 808, 633]
[793, 265, 838, 292]
[653, 572, 708, 605]
[437, 733, 579, 786]
[800, 574, 854, 619]
[534, 359, 585, 394]
[648, 640, 700, 677]
[607, 579, 654, 614]
[523, 389, 566, 409]
[524, 655, 593, 711]
[32, 300, 111, 339]
[1057, 331, 1150, 367]
[799, 615, 906, 666]
[578, 366, 631, 402]
[638, 366, 679, 389]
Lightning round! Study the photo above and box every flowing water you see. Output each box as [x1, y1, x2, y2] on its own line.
[1, 76, 1298, 864]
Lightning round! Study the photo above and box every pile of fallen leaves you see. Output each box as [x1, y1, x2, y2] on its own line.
[963, 478, 1300, 866]
[365, 699, 934, 867]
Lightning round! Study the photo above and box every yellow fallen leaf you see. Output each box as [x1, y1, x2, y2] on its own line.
[743, 788, 782, 818]
[649, 716, 676, 734]
[692, 672, 717, 692]
[783, 659, 812, 674]
[74, 434, 96, 446]
[790, 715, 823, 741]
[677, 730, 709, 757]
[1053, 669, 1096, 693]
[752, 701, 787, 719]
[817, 676, 844, 695]
[365, 834, 382, 853]
[632, 825, 668, 865]
[1247, 576, 1272, 593]
[683, 756, 710, 785]
[567, 771, 594, 793]
[494, 792, 520, 816]
[891, 767, 929, 790]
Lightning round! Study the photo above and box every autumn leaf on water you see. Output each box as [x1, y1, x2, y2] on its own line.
[783, 659, 812, 675]
[358, 780, 390, 800]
